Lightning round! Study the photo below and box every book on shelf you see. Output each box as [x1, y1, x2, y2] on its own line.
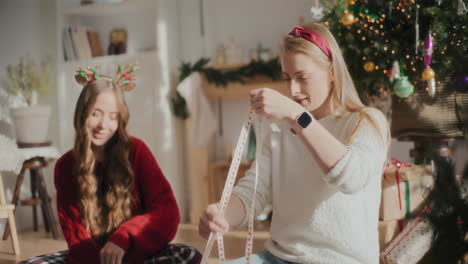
[70, 26, 86, 60]
[77, 25, 93, 59]
[63, 25, 103, 61]
[87, 30, 103, 57]
[62, 27, 76, 61]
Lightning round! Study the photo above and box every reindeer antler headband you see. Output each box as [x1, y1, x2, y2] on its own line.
[75, 63, 139, 91]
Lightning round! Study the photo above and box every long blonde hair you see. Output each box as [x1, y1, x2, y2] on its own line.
[73, 79, 134, 240]
[281, 23, 390, 148]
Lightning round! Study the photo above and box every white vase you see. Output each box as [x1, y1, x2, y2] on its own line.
[10, 105, 51, 144]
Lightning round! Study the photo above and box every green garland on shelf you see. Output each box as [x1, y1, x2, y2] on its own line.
[171, 57, 282, 119]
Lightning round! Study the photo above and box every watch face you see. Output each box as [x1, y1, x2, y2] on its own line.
[297, 112, 312, 128]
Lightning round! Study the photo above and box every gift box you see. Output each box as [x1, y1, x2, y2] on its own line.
[378, 220, 406, 250]
[379, 161, 433, 220]
[380, 218, 433, 264]
[383, 163, 433, 181]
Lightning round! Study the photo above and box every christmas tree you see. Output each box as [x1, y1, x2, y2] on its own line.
[414, 157, 468, 263]
[321, 0, 467, 97]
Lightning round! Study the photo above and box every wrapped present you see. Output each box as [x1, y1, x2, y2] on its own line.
[383, 160, 433, 182]
[379, 160, 433, 220]
[378, 220, 406, 250]
[381, 217, 433, 264]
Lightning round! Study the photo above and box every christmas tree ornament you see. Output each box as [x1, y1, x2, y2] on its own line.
[310, 7, 325, 22]
[384, 68, 392, 78]
[458, 0, 468, 15]
[394, 75, 414, 98]
[422, 31, 436, 97]
[310, 0, 324, 22]
[390, 61, 401, 83]
[340, 11, 355, 26]
[364, 61, 375, 72]
[422, 67, 435, 81]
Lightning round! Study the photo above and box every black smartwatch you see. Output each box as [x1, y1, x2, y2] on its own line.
[297, 111, 313, 128]
[290, 111, 314, 135]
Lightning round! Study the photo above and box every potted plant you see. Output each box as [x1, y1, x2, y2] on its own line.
[2, 56, 55, 144]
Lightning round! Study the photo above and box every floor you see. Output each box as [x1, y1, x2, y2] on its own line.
[0, 223, 268, 264]
[0, 223, 440, 264]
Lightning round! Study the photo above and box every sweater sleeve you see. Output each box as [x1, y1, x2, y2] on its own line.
[322, 108, 389, 194]
[232, 124, 273, 227]
[107, 139, 180, 256]
[54, 154, 101, 264]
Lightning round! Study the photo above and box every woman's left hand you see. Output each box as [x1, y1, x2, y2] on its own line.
[250, 88, 304, 122]
[100, 241, 125, 264]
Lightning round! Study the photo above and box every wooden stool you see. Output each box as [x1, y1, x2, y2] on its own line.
[2, 155, 59, 240]
[0, 172, 20, 255]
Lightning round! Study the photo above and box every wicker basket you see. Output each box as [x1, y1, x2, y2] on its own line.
[391, 79, 468, 138]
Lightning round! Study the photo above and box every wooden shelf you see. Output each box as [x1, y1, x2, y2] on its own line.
[62, 0, 155, 16]
[203, 78, 287, 101]
[63, 50, 157, 66]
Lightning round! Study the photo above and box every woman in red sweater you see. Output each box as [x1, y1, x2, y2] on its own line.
[19, 65, 201, 264]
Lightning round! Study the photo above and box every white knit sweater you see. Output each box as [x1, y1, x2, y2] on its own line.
[233, 108, 389, 264]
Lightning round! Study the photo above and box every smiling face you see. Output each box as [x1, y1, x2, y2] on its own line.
[281, 52, 333, 118]
[86, 88, 119, 147]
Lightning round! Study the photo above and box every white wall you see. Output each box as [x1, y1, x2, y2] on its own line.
[0, 0, 57, 232]
[177, 0, 315, 63]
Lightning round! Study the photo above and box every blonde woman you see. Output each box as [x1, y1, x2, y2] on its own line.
[199, 23, 390, 264]
[19, 67, 201, 264]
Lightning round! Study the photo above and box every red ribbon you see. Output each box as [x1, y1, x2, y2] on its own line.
[288, 26, 332, 60]
[384, 159, 412, 211]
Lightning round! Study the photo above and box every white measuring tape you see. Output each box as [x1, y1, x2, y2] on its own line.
[201, 109, 264, 264]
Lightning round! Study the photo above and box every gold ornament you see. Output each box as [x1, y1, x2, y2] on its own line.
[422, 67, 435, 81]
[341, 12, 355, 26]
[364, 61, 375, 72]
[347, 0, 355, 5]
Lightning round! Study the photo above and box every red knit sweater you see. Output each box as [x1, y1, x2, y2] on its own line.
[54, 137, 180, 264]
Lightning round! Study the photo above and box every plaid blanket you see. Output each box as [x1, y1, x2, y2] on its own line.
[17, 244, 201, 264]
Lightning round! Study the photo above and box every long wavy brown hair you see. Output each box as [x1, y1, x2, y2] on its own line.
[73, 78, 134, 240]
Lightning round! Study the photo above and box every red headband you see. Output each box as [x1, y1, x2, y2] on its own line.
[288, 26, 332, 60]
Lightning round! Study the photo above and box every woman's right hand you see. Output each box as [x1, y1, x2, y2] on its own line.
[199, 203, 230, 239]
